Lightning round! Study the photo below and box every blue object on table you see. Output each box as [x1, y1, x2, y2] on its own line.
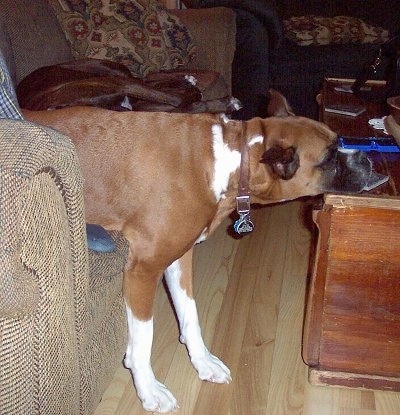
[86, 224, 116, 253]
[339, 136, 400, 153]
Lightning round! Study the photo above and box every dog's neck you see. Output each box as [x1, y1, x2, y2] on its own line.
[221, 118, 253, 194]
[222, 117, 283, 206]
[205, 118, 268, 236]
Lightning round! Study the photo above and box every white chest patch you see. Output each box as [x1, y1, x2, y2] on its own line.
[211, 124, 241, 201]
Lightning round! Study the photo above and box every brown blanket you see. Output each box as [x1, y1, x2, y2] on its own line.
[17, 58, 239, 114]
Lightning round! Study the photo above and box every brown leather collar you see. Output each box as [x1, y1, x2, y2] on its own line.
[237, 132, 250, 209]
[234, 128, 254, 234]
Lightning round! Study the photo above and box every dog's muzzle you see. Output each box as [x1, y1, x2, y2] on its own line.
[319, 146, 373, 193]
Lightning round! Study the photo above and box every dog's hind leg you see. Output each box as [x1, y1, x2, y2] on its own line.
[164, 247, 232, 384]
[123, 264, 178, 413]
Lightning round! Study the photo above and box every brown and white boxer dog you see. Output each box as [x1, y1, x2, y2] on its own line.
[23, 107, 372, 413]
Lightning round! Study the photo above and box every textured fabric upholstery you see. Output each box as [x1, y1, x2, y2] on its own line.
[0, 120, 129, 414]
[47, 0, 197, 78]
[0, 0, 73, 84]
[175, 7, 236, 95]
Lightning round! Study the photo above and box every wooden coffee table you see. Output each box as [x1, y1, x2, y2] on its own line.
[302, 78, 400, 391]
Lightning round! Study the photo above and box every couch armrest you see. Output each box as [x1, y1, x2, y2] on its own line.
[0, 119, 88, 413]
[0, 118, 130, 414]
[172, 7, 236, 93]
[0, 119, 86, 318]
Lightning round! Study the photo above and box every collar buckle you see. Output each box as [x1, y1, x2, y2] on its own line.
[236, 194, 251, 215]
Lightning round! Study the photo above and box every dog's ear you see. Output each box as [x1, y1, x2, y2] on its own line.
[260, 146, 300, 180]
[267, 88, 295, 117]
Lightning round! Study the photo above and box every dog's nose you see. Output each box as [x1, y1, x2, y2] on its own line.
[353, 150, 372, 170]
[354, 150, 369, 163]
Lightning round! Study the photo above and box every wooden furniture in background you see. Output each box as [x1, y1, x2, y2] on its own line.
[303, 78, 400, 391]
[318, 77, 388, 137]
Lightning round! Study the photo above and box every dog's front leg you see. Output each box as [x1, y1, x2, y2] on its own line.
[164, 248, 231, 384]
[124, 265, 178, 413]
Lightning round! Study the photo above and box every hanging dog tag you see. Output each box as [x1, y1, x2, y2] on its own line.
[234, 213, 255, 234]
[235, 195, 254, 234]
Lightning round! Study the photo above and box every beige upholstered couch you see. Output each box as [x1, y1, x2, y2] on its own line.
[0, 1, 236, 414]
[0, 120, 129, 415]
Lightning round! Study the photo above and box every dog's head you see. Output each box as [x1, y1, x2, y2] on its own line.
[246, 116, 372, 202]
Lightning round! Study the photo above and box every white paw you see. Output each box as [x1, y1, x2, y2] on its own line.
[192, 351, 232, 384]
[138, 379, 179, 413]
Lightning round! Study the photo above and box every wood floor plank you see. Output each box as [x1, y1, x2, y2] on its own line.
[303, 383, 336, 415]
[265, 201, 311, 415]
[231, 208, 282, 415]
[375, 391, 400, 415]
[305, 384, 379, 415]
[336, 389, 376, 412]
[162, 217, 240, 414]
[191, 214, 263, 414]
[93, 366, 132, 415]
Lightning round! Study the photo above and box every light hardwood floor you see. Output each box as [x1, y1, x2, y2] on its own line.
[94, 201, 400, 415]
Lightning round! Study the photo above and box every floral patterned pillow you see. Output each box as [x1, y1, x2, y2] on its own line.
[47, 0, 196, 78]
[284, 15, 389, 46]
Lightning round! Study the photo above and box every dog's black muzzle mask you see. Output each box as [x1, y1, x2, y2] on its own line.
[319, 143, 373, 193]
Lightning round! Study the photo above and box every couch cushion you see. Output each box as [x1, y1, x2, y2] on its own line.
[0, 0, 73, 83]
[276, 0, 400, 34]
[48, 0, 196, 78]
[284, 15, 389, 46]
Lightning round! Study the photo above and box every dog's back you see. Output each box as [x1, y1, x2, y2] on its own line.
[23, 108, 230, 240]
